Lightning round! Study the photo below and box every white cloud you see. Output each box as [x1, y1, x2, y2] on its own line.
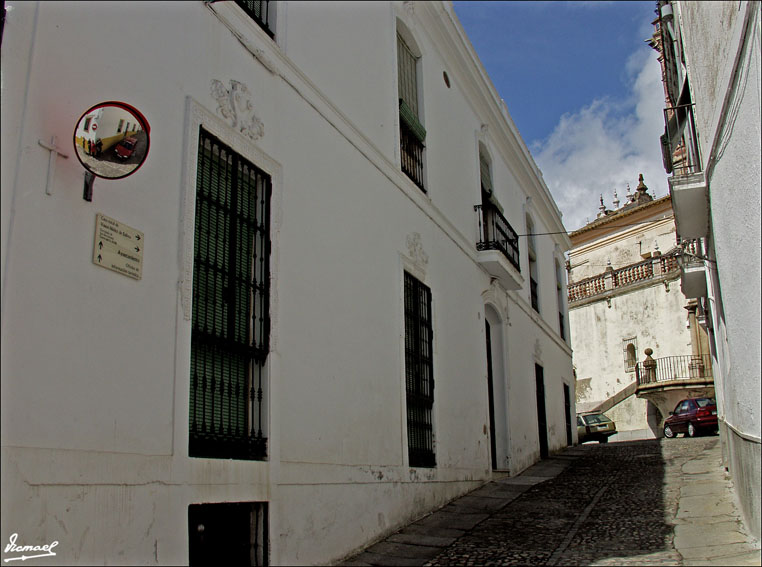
[533, 47, 668, 233]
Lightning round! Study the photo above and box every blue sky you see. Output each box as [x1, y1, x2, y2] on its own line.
[453, 1, 668, 232]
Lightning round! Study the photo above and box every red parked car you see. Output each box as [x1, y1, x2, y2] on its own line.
[663, 397, 718, 438]
[115, 136, 138, 159]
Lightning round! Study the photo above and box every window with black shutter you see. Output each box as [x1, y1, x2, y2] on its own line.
[404, 272, 435, 467]
[190, 127, 271, 460]
[397, 32, 426, 191]
[235, 1, 275, 39]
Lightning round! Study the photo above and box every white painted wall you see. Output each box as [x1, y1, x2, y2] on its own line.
[672, 0, 760, 538]
[1, 2, 573, 564]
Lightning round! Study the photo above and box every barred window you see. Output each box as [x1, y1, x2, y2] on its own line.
[397, 31, 426, 190]
[190, 127, 271, 460]
[235, 1, 275, 38]
[404, 272, 435, 467]
[623, 337, 638, 372]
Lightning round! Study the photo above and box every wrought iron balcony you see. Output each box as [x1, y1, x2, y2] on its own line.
[474, 203, 522, 290]
[661, 103, 701, 176]
[635, 354, 713, 386]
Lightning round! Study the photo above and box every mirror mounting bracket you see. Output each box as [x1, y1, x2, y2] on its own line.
[84, 171, 96, 202]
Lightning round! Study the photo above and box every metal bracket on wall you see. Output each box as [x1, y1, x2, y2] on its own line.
[83, 171, 95, 202]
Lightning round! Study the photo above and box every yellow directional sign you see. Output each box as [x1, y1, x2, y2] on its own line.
[93, 213, 144, 280]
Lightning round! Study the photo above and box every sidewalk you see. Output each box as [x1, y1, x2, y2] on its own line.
[339, 438, 760, 566]
[670, 440, 761, 566]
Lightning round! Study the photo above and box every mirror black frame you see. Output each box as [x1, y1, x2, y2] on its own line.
[72, 101, 151, 180]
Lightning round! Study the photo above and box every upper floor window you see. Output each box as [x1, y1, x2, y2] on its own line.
[527, 214, 539, 312]
[235, 0, 275, 39]
[397, 29, 426, 191]
[479, 145, 493, 196]
[555, 259, 566, 340]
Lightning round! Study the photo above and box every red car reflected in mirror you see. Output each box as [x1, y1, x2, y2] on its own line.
[115, 136, 138, 160]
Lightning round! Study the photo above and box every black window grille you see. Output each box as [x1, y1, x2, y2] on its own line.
[404, 272, 435, 468]
[235, 0, 274, 38]
[400, 122, 425, 190]
[190, 127, 271, 460]
[397, 33, 426, 191]
[189, 502, 268, 566]
[530, 277, 539, 312]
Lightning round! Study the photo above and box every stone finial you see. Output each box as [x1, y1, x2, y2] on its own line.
[642, 347, 656, 383]
[636, 173, 648, 193]
[597, 195, 607, 218]
[613, 190, 620, 209]
[625, 183, 634, 202]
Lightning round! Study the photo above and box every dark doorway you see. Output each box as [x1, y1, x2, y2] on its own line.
[485, 320, 497, 469]
[189, 502, 268, 566]
[564, 383, 573, 446]
[535, 364, 548, 459]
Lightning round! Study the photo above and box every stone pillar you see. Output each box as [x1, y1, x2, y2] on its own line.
[642, 348, 657, 384]
[604, 260, 615, 291]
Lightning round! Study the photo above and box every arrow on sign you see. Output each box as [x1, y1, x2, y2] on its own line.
[135, 246, 140, 252]
[135, 235, 141, 241]
[97, 254, 102, 263]
[99, 241, 103, 250]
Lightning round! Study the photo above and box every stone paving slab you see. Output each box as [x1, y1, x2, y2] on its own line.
[365, 541, 442, 561]
[440, 495, 511, 513]
[400, 524, 466, 540]
[677, 494, 735, 518]
[387, 533, 458, 548]
[674, 521, 750, 548]
[413, 512, 489, 531]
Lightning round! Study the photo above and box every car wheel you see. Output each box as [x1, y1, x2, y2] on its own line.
[688, 422, 696, 437]
[664, 425, 675, 438]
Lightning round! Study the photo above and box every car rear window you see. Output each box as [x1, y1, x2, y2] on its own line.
[583, 414, 611, 425]
[696, 398, 715, 407]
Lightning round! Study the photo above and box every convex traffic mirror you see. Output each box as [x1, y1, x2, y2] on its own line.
[73, 101, 151, 180]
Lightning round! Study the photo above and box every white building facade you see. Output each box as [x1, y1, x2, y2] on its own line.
[1, 1, 573, 564]
[652, 0, 761, 539]
[568, 186, 714, 440]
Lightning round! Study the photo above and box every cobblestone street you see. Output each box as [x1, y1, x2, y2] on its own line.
[342, 437, 761, 566]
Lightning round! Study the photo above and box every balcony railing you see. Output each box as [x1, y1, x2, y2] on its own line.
[568, 253, 680, 303]
[635, 354, 713, 386]
[661, 103, 702, 176]
[475, 203, 521, 271]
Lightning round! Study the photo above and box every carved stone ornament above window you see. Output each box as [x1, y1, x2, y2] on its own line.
[210, 79, 265, 141]
[406, 232, 429, 270]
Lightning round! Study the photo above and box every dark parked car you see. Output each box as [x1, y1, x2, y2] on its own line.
[115, 136, 138, 160]
[663, 397, 718, 438]
[577, 412, 617, 443]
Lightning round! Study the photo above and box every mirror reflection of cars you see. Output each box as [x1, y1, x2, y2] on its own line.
[115, 136, 138, 160]
[577, 412, 617, 444]
[663, 397, 718, 438]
